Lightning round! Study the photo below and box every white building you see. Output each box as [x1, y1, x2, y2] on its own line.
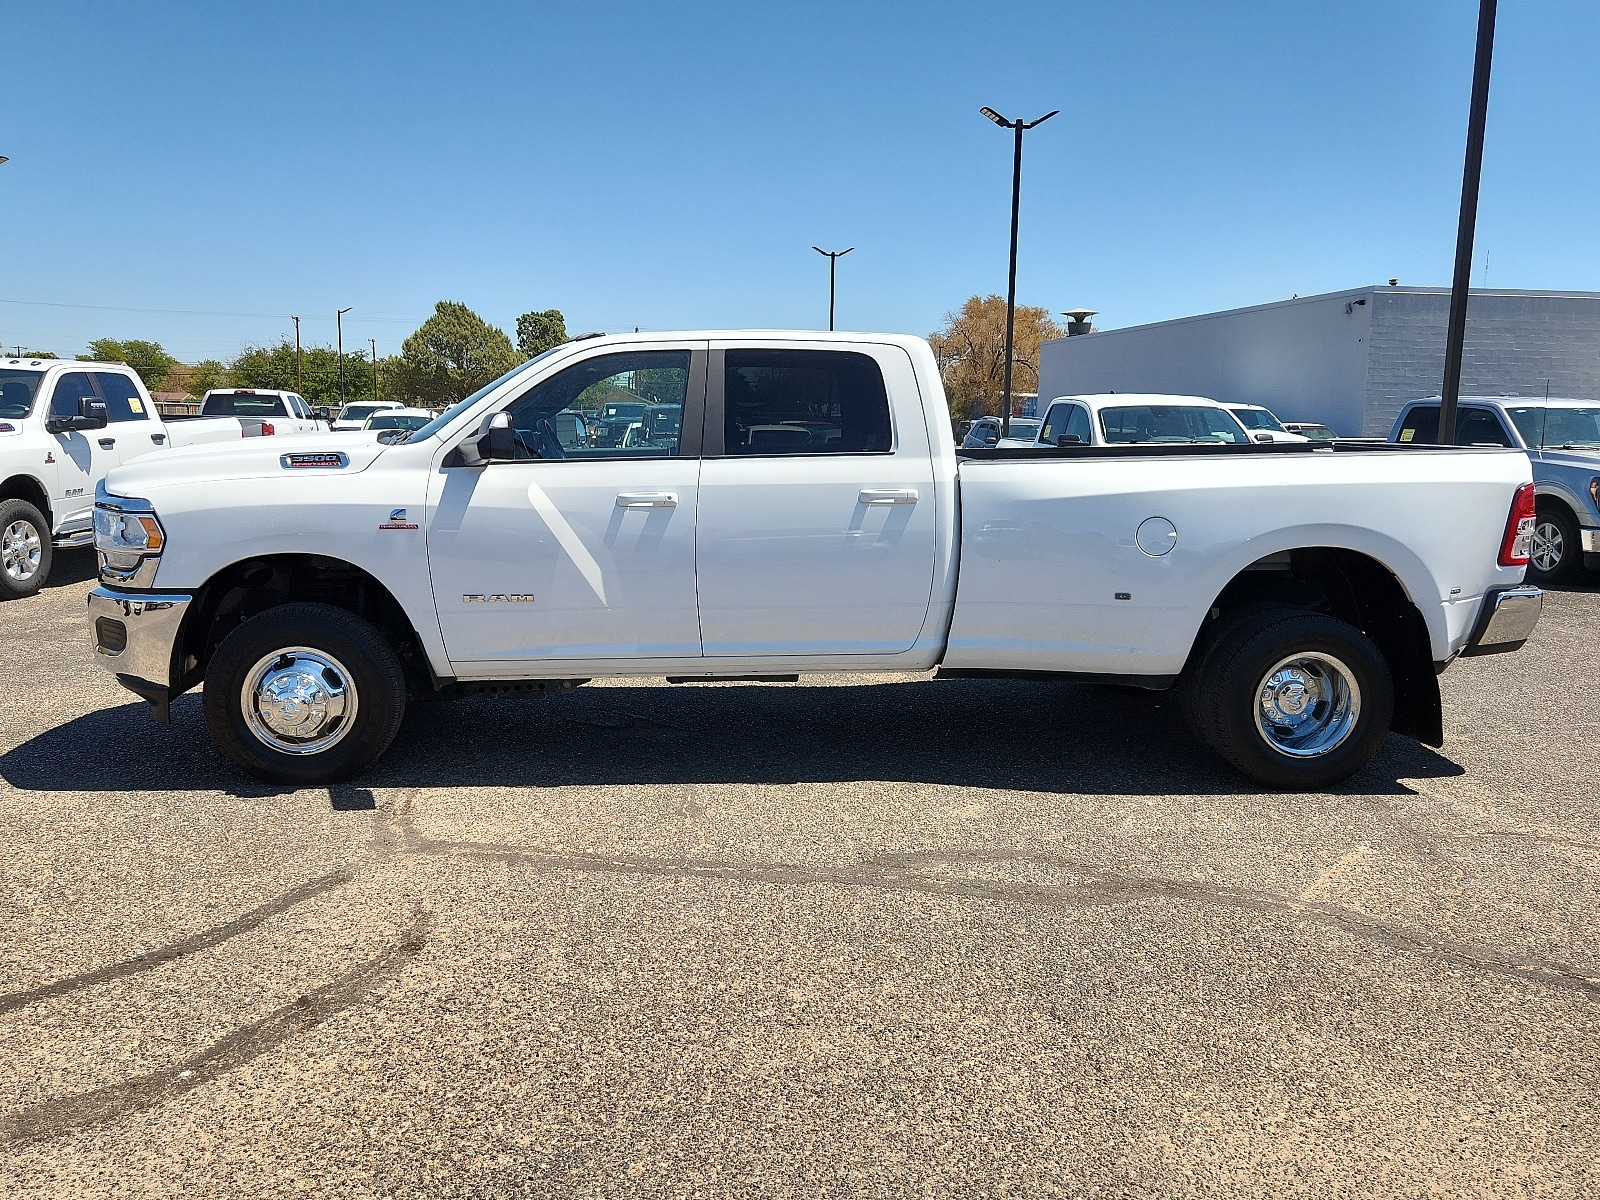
[1038, 285, 1600, 436]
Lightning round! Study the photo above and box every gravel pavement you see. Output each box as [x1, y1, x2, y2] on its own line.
[1, 548, 1597, 1198]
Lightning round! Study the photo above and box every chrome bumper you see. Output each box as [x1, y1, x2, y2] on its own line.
[1459, 584, 1543, 658]
[87, 587, 192, 722]
[1582, 527, 1600, 554]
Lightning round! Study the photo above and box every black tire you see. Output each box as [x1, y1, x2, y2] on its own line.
[1528, 503, 1581, 586]
[1177, 602, 1298, 742]
[203, 602, 406, 785]
[0, 498, 54, 601]
[1186, 609, 1393, 791]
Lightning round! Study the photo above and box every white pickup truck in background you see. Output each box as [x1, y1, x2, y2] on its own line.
[87, 331, 1543, 790]
[1, 359, 316, 598]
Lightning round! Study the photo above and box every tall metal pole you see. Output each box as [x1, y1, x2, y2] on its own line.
[813, 246, 854, 331]
[1439, 0, 1497, 446]
[1000, 120, 1025, 438]
[336, 307, 352, 406]
[370, 338, 378, 402]
[981, 107, 1057, 437]
[291, 315, 302, 391]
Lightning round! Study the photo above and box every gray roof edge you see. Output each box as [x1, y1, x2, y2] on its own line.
[1046, 284, 1600, 344]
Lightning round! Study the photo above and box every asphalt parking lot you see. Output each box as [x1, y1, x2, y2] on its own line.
[2, 549, 1597, 1198]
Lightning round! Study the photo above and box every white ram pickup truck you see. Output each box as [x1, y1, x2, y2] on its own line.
[85, 331, 1544, 789]
[1, 359, 309, 598]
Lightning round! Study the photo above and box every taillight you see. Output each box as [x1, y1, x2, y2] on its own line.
[1499, 482, 1537, 566]
[261, 422, 275, 436]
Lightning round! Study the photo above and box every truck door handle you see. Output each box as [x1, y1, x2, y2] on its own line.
[98, 437, 116, 449]
[151, 433, 166, 444]
[615, 492, 678, 508]
[858, 488, 918, 504]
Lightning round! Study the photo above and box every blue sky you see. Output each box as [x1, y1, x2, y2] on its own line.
[2, 1, 1596, 363]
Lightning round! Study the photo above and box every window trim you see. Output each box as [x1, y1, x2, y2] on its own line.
[453, 346, 708, 466]
[701, 347, 897, 459]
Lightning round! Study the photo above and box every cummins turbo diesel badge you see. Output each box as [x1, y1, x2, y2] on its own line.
[280, 452, 349, 469]
[379, 508, 419, 530]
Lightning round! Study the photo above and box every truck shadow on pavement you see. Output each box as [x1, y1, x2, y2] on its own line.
[41, 548, 99, 591]
[2, 676, 1464, 797]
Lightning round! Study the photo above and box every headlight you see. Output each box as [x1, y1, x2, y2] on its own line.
[94, 483, 166, 583]
[93, 506, 164, 554]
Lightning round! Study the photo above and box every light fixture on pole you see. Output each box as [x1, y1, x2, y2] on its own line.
[336, 307, 352, 406]
[980, 105, 1058, 437]
[291, 315, 302, 391]
[812, 246, 854, 331]
[1439, 0, 1497, 446]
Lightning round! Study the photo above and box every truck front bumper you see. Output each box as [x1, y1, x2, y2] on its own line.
[88, 587, 192, 722]
[1458, 584, 1543, 658]
[1582, 526, 1600, 573]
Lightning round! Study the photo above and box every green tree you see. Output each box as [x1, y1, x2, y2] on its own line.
[15, 349, 58, 359]
[515, 308, 568, 357]
[80, 338, 177, 391]
[229, 341, 378, 408]
[186, 360, 228, 398]
[928, 296, 1064, 421]
[402, 301, 519, 403]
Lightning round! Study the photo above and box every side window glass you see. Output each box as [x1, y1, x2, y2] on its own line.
[49, 372, 97, 418]
[1457, 408, 1512, 447]
[504, 350, 689, 459]
[1066, 404, 1092, 443]
[723, 349, 891, 455]
[1397, 406, 1440, 444]
[93, 373, 150, 422]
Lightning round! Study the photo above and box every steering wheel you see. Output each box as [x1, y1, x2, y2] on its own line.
[533, 418, 567, 459]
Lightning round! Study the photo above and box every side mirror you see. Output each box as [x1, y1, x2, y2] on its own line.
[80, 397, 109, 429]
[1253, 432, 1273, 443]
[314, 406, 331, 421]
[984, 434, 999, 445]
[478, 411, 516, 461]
[1056, 433, 1082, 446]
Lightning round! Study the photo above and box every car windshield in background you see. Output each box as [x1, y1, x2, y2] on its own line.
[1507, 405, 1600, 449]
[367, 414, 431, 430]
[203, 393, 284, 417]
[340, 404, 386, 421]
[0, 369, 46, 419]
[1101, 405, 1249, 444]
[1231, 408, 1286, 431]
[1002, 419, 1042, 439]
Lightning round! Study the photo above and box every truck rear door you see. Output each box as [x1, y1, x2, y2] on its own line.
[694, 342, 937, 657]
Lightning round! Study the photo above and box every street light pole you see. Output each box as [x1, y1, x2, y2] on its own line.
[336, 307, 352, 406]
[370, 338, 378, 403]
[291, 315, 302, 391]
[980, 106, 1058, 437]
[1439, 0, 1497, 446]
[812, 246, 854, 331]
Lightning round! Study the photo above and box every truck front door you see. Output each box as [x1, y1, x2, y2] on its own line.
[694, 343, 937, 657]
[426, 346, 706, 667]
[45, 371, 120, 534]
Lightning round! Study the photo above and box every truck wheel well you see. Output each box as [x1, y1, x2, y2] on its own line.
[176, 555, 435, 697]
[1189, 547, 1442, 747]
[0, 475, 51, 525]
[1535, 494, 1576, 522]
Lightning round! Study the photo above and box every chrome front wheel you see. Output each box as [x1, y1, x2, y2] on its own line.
[240, 646, 361, 755]
[1252, 652, 1362, 758]
[2, 518, 43, 583]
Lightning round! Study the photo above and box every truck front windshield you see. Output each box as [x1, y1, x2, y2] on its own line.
[404, 346, 567, 443]
[1507, 405, 1600, 449]
[1101, 405, 1249, 444]
[0, 369, 46, 419]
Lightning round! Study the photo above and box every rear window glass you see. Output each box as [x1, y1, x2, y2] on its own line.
[204, 392, 287, 417]
[94, 373, 150, 422]
[723, 349, 891, 455]
[1397, 405, 1514, 446]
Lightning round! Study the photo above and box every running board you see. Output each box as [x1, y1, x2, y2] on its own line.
[665, 675, 799, 684]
